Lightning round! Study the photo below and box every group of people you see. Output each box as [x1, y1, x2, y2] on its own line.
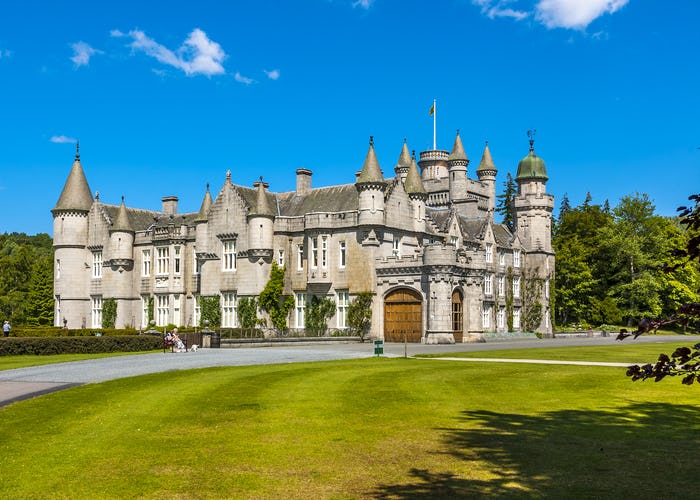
[164, 328, 186, 352]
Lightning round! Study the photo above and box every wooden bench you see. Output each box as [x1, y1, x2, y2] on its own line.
[163, 335, 188, 353]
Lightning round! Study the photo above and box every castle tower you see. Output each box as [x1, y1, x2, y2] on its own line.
[247, 177, 275, 253]
[52, 143, 93, 328]
[448, 131, 469, 202]
[105, 196, 135, 328]
[355, 137, 387, 228]
[394, 139, 412, 183]
[476, 141, 498, 215]
[405, 151, 427, 233]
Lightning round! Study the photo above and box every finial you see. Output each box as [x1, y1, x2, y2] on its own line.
[485, 139, 489, 146]
[403, 137, 407, 144]
[121, 195, 125, 203]
[259, 175, 263, 183]
[527, 129, 536, 152]
[206, 182, 210, 191]
[75, 140, 80, 160]
[95, 191, 99, 201]
[369, 135, 374, 146]
[456, 129, 460, 136]
[411, 149, 416, 160]
[226, 169, 231, 181]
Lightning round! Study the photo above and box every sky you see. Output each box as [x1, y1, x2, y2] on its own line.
[1, 0, 698, 235]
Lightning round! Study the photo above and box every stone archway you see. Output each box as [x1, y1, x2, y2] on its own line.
[384, 288, 423, 342]
[451, 289, 464, 343]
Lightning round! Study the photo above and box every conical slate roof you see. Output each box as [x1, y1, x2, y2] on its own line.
[395, 139, 411, 173]
[53, 145, 93, 212]
[516, 140, 548, 181]
[448, 132, 468, 162]
[476, 141, 497, 173]
[356, 137, 385, 184]
[196, 184, 213, 221]
[110, 196, 133, 232]
[404, 154, 426, 196]
[249, 177, 275, 217]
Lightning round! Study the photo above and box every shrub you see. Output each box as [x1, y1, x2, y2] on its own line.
[0, 336, 162, 356]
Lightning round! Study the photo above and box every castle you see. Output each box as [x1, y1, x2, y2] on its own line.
[52, 132, 554, 342]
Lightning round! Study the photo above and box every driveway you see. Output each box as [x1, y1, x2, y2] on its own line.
[0, 335, 693, 407]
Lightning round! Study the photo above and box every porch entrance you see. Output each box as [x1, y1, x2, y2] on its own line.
[384, 288, 422, 343]
[452, 289, 464, 343]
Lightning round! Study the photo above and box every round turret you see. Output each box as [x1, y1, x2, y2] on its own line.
[516, 139, 548, 182]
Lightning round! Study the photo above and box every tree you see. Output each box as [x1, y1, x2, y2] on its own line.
[200, 296, 221, 327]
[305, 295, 335, 336]
[101, 298, 117, 329]
[522, 268, 544, 332]
[496, 173, 516, 231]
[259, 262, 294, 330]
[25, 254, 54, 326]
[237, 296, 259, 329]
[347, 292, 373, 341]
[559, 193, 571, 218]
[619, 193, 700, 384]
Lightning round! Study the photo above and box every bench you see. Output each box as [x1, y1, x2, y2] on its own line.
[163, 335, 188, 353]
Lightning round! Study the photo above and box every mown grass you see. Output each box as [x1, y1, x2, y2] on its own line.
[0, 351, 159, 371]
[0, 354, 698, 499]
[419, 340, 700, 364]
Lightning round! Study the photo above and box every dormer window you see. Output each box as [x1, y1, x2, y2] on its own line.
[222, 240, 236, 272]
[392, 237, 401, 257]
[92, 251, 102, 278]
[485, 243, 493, 263]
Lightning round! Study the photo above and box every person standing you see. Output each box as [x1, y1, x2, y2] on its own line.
[3, 320, 10, 337]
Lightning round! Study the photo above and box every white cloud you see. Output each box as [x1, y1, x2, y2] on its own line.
[112, 28, 226, 76]
[50, 135, 77, 144]
[234, 72, 254, 84]
[352, 0, 374, 9]
[535, 0, 629, 29]
[264, 69, 280, 80]
[70, 41, 102, 67]
[0, 48, 10, 58]
[472, 0, 529, 21]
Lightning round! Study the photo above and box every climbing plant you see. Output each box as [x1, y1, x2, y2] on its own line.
[101, 298, 117, 329]
[305, 295, 335, 336]
[200, 295, 221, 327]
[237, 296, 259, 329]
[347, 292, 373, 341]
[259, 262, 294, 330]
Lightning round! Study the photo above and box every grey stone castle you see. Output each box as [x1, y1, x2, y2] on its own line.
[52, 132, 554, 342]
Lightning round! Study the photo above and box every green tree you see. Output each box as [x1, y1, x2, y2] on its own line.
[200, 296, 221, 327]
[101, 298, 117, 329]
[552, 237, 596, 325]
[259, 262, 294, 330]
[305, 295, 335, 336]
[237, 296, 259, 329]
[25, 254, 55, 326]
[522, 268, 544, 332]
[347, 292, 373, 341]
[496, 173, 516, 231]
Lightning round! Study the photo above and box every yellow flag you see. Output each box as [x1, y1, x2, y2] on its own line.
[429, 103, 435, 116]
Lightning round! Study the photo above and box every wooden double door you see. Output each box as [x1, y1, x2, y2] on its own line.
[384, 288, 423, 343]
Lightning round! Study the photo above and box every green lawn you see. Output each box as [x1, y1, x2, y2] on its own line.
[419, 340, 699, 364]
[0, 352, 159, 371]
[0, 352, 698, 499]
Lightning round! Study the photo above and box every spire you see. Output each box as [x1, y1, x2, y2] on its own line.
[356, 136, 385, 185]
[53, 144, 93, 212]
[476, 141, 497, 174]
[405, 151, 427, 197]
[196, 183, 213, 221]
[394, 138, 412, 176]
[111, 196, 133, 232]
[448, 130, 468, 162]
[250, 177, 275, 217]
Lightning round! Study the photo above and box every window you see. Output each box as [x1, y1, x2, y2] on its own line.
[545, 279, 550, 298]
[156, 295, 169, 326]
[392, 237, 401, 257]
[173, 246, 181, 275]
[499, 251, 505, 266]
[451, 236, 458, 248]
[513, 276, 521, 297]
[156, 247, 169, 275]
[222, 240, 236, 271]
[336, 290, 349, 329]
[338, 241, 346, 269]
[56, 259, 60, 279]
[92, 251, 102, 278]
[297, 244, 304, 271]
[310, 237, 318, 268]
[194, 295, 201, 327]
[497, 307, 505, 329]
[221, 292, 237, 328]
[498, 275, 505, 297]
[277, 249, 285, 267]
[173, 294, 181, 326]
[55, 296, 61, 327]
[484, 274, 493, 295]
[141, 295, 150, 328]
[513, 308, 521, 329]
[485, 243, 493, 263]
[513, 249, 521, 268]
[482, 305, 491, 329]
[321, 236, 328, 268]
[142, 249, 151, 277]
[91, 296, 102, 328]
[193, 252, 201, 275]
[295, 292, 306, 328]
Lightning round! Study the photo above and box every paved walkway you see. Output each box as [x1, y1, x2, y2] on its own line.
[0, 335, 692, 407]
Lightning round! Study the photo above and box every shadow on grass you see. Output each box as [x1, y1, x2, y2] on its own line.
[372, 402, 700, 498]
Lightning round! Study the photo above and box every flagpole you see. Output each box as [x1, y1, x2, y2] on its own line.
[432, 98, 437, 150]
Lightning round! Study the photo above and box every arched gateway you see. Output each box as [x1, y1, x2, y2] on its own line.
[384, 288, 423, 342]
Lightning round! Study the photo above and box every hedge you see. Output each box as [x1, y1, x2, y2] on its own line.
[0, 336, 162, 356]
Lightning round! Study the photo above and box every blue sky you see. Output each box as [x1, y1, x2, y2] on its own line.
[1, 0, 698, 235]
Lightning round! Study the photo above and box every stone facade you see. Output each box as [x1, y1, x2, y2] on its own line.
[52, 133, 555, 341]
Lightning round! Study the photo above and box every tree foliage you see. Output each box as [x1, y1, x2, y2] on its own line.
[347, 292, 373, 341]
[496, 173, 516, 231]
[259, 262, 294, 330]
[237, 296, 259, 329]
[305, 295, 335, 336]
[199, 296, 221, 327]
[101, 298, 117, 329]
